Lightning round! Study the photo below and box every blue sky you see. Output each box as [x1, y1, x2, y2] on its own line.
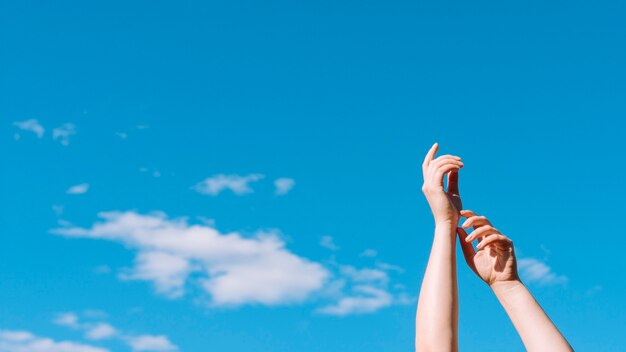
[1, 1, 625, 351]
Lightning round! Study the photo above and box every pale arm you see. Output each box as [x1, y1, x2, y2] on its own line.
[491, 280, 573, 352]
[457, 211, 573, 352]
[415, 224, 459, 352]
[415, 143, 464, 352]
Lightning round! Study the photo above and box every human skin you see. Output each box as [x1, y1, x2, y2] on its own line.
[415, 143, 464, 352]
[457, 211, 573, 352]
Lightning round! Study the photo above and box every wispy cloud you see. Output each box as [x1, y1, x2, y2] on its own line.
[54, 312, 80, 328]
[53, 311, 177, 351]
[0, 330, 108, 352]
[274, 178, 295, 195]
[115, 132, 128, 139]
[317, 285, 393, 316]
[53, 123, 77, 146]
[193, 174, 264, 196]
[13, 119, 45, 139]
[67, 183, 90, 195]
[359, 249, 378, 258]
[139, 168, 161, 178]
[52, 211, 329, 306]
[316, 264, 409, 316]
[320, 236, 339, 251]
[126, 335, 178, 352]
[518, 258, 567, 285]
[84, 323, 116, 341]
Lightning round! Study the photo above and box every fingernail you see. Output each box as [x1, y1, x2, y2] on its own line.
[465, 236, 472, 242]
[462, 222, 469, 228]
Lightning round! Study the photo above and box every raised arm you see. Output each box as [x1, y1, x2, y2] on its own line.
[457, 210, 573, 352]
[415, 143, 464, 352]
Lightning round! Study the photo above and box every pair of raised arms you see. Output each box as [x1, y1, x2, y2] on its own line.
[415, 143, 573, 352]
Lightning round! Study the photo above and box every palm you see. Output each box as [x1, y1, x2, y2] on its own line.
[471, 244, 517, 285]
[457, 212, 520, 286]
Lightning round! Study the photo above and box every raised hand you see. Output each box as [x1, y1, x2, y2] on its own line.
[457, 210, 519, 286]
[421, 143, 464, 226]
[457, 210, 573, 351]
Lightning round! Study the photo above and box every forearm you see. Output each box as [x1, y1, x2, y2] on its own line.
[415, 223, 458, 352]
[491, 280, 572, 352]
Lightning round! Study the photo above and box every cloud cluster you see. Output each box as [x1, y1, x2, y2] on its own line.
[53, 211, 329, 306]
[53, 123, 77, 146]
[66, 183, 90, 195]
[12, 119, 77, 145]
[274, 178, 295, 195]
[193, 174, 296, 196]
[12, 119, 45, 139]
[52, 211, 409, 315]
[53, 311, 177, 351]
[316, 265, 409, 316]
[193, 174, 264, 196]
[518, 258, 567, 285]
[0, 330, 107, 352]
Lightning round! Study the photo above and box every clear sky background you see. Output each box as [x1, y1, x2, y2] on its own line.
[1, 1, 625, 351]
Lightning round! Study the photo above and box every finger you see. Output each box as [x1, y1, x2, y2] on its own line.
[422, 143, 439, 174]
[476, 234, 512, 250]
[461, 215, 492, 229]
[465, 225, 499, 242]
[460, 210, 478, 219]
[427, 158, 464, 181]
[457, 227, 478, 274]
[433, 164, 463, 185]
[447, 170, 459, 195]
[428, 155, 462, 172]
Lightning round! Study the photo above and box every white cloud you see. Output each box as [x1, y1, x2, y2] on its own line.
[53, 123, 77, 146]
[320, 236, 339, 251]
[126, 335, 178, 352]
[193, 174, 264, 196]
[340, 266, 389, 284]
[52, 212, 410, 315]
[316, 263, 408, 316]
[375, 261, 404, 273]
[316, 285, 393, 316]
[359, 249, 377, 258]
[52, 211, 329, 306]
[84, 323, 116, 341]
[119, 251, 192, 299]
[66, 183, 89, 195]
[518, 258, 567, 285]
[115, 132, 128, 139]
[53, 312, 80, 328]
[274, 178, 295, 195]
[12, 119, 45, 138]
[0, 330, 108, 352]
[53, 312, 174, 351]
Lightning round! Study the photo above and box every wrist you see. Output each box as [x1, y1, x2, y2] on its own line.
[434, 221, 457, 234]
[434, 218, 459, 228]
[490, 279, 524, 297]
